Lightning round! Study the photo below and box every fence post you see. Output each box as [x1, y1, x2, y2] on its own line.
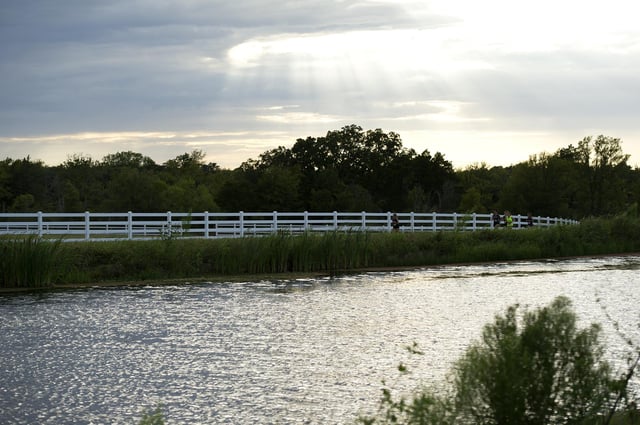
[472, 212, 477, 231]
[239, 211, 244, 237]
[37, 211, 43, 237]
[432, 212, 437, 231]
[273, 211, 278, 233]
[361, 211, 366, 231]
[204, 211, 209, 238]
[84, 211, 90, 240]
[128, 211, 133, 240]
[410, 212, 415, 232]
[303, 211, 309, 231]
[333, 211, 338, 230]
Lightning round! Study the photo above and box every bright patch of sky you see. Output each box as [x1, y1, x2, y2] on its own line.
[1, 0, 639, 168]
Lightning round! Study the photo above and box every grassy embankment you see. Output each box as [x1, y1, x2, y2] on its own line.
[2, 214, 640, 290]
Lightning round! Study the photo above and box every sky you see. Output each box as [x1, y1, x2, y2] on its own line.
[1, 0, 640, 170]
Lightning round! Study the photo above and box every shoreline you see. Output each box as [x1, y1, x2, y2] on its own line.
[3, 251, 639, 296]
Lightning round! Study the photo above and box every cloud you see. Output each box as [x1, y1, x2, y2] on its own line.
[1, 0, 640, 168]
[0, 130, 292, 168]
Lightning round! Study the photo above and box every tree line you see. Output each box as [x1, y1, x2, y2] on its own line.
[1, 124, 638, 219]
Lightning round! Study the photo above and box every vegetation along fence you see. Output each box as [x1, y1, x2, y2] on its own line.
[0, 211, 579, 242]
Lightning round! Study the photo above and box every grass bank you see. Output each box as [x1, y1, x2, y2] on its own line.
[3, 214, 640, 290]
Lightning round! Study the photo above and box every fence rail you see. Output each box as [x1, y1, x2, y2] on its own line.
[0, 211, 579, 242]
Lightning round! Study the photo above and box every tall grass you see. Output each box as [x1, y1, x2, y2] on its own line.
[4, 215, 640, 288]
[0, 236, 63, 289]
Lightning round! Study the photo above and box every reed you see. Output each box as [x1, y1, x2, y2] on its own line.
[0, 236, 63, 288]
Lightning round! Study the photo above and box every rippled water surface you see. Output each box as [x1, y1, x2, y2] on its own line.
[1, 256, 640, 424]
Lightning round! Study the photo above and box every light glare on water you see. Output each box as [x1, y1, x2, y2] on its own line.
[1, 256, 639, 424]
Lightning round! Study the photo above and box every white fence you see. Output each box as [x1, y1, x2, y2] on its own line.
[0, 211, 579, 242]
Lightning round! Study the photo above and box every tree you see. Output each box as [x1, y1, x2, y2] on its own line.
[589, 136, 630, 215]
[497, 137, 632, 219]
[102, 168, 169, 212]
[336, 183, 379, 212]
[456, 163, 494, 213]
[459, 187, 484, 213]
[59, 180, 84, 212]
[255, 166, 303, 211]
[10, 193, 36, 212]
[562, 136, 630, 216]
[0, 159, 13, 212]
[2, 157, 57, 212]
[499, 155, 574, 218]
[216, 170, 260, 211]
[216, 125, 457, 212]
[409, 150, 455, 211]
[101, 151, 156, 168]
[251, 146, 294, 170]
[306, 168, 346, 212]
[163, 150, 206, 170]
[290, 136, 335, 173]
[60, 154, 103, 211]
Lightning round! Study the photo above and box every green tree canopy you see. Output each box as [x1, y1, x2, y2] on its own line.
[0, 129, 637, 217]
[102, 151, 156, 168]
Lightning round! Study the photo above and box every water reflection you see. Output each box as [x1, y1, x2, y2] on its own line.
[1, 256, 639, 424]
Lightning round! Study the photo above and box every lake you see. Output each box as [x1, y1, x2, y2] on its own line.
[1, 255, 639, 424]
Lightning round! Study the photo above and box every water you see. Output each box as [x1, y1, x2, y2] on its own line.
[1, 255, 640, 424]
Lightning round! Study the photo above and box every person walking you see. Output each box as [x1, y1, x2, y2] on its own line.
[504, 210, 513, 228]
[391, 213, 400, 232]
[491, 210, 501, 228]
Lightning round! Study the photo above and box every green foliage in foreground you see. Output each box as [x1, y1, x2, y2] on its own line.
[138, 405, 165, 425]
[359, 296, 640, 425]
[3, 214, 640, 288]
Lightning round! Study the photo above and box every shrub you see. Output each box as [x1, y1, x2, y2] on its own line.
[454, 296, 614, 425]
[138, 405, 165, 425]
[360, 297, 636, 425]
